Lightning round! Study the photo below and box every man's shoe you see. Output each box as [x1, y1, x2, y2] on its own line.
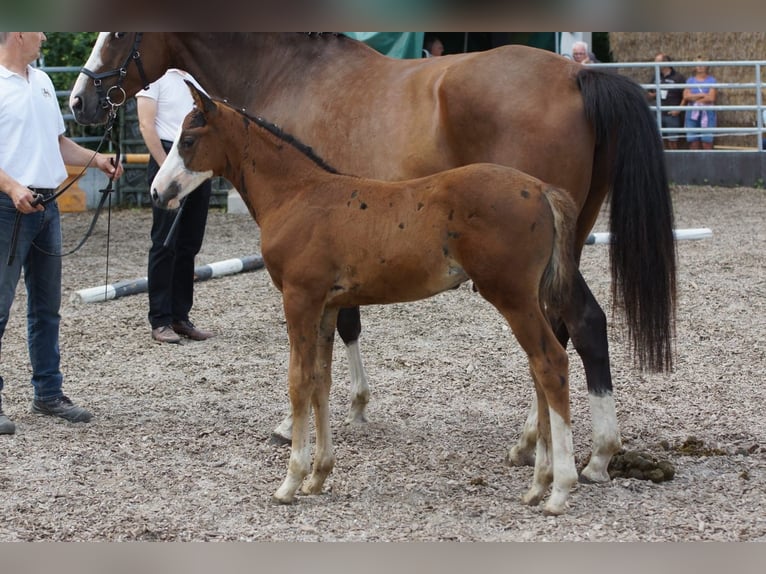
[0, 396, 15, 434]
[172, 320, 215, 341]
[152, 325, 181, 344]
[31, 395, 92, 423]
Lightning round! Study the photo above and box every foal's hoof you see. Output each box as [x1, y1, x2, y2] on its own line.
[269, 432, 291, 446]
[506, 446, 535, 468]
[272, 491, 297, 505]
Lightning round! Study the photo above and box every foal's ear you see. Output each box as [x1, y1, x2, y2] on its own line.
[185, 80, 217, 116]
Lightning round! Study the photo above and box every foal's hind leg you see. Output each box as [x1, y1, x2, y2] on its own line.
[337, 306, 370, 425]
[502, 302, 578, 515]
[560, 272, 621, 483]
[506, 271, 621, 483]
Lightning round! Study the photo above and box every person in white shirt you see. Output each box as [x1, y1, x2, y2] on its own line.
[137, 69, 215, 344]
[0, 32, 122, 433]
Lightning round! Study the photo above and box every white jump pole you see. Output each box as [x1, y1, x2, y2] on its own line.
[73, 254, 264, 304]
[585, 227, 713, 245]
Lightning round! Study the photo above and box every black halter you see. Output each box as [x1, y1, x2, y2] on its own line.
[80, 32, 151, 111]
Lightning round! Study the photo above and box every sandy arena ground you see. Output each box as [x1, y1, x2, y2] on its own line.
[0, 184, 764, 541]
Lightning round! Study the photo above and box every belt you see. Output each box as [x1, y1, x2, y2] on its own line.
[28, 187, 57, 197]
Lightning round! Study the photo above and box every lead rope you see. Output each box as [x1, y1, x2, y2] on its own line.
[5, 108, 121, 267]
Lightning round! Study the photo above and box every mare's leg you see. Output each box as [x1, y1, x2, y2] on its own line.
[337, 306, 370, 425]
[270, 305, 368, 444]
[559, 271, 621, 483]
[273, 293, 324, 504]
[302, 308, 339, 495]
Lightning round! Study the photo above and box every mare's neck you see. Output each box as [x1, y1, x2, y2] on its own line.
[167, 33, 366, 115]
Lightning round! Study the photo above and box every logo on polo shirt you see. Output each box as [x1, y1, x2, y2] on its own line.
[42, 87, 52, 98]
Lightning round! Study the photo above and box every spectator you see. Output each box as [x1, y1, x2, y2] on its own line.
[1, 32, 123, 434]
[762, 109, 766, 151]
[423, 35, 444, 58]
[572, 40, 599, 65]
[683, 56, 718, 150]
[647, 53, 687, 150]
[137, 69, 215, 344]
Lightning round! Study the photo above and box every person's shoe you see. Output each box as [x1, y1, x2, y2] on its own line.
[152, 325, 181, 344]
[0, 397, 15, 435]
[172, 320, 215, 341]
[31, 395, 93, 423]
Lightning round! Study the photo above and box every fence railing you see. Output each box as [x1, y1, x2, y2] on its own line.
[590, 59, 766, 151]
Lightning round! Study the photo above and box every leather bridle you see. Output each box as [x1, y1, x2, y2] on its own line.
[79, 32, 151, 112]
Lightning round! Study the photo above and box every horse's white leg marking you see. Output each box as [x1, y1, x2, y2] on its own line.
[344, 340, 370, 425]
[303, 310, 337, 494]
[272, 412, 294, 442]
[507, 396, 538, 467]
[273, 402, 312, 503]
[302, 393, 335, 494]
[521, 429, 552, 507]
[580, 392, 621, 483]
[542, 409, 578, 516]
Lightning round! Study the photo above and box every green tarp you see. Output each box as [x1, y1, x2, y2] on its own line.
[344, 32, 425, 59]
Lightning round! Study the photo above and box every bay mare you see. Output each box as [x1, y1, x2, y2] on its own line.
[71, 33, 676, 481]
[152, 85, 581, 514]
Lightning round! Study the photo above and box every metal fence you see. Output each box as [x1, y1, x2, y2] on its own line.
[590, 59, 766, 151]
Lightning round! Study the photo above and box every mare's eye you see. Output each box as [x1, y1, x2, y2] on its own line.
[114, 32, 126, 39]
[180, 136, 195, 150]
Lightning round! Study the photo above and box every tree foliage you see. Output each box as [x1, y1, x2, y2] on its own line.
[41, 32, 98, 91]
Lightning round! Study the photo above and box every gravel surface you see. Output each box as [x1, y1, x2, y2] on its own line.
[0, 184, 764, 541]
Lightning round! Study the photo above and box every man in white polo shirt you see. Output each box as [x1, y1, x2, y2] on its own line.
[0, 32, 122, 434]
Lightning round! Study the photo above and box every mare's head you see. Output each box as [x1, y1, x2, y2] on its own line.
[70, 32, 169, 125]
[151, 82, 226, 210]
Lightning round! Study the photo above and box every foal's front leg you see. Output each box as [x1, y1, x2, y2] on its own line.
[273, 297, 325, 504]
[270, 306, 368, 444]
[302, 308, 339, 495]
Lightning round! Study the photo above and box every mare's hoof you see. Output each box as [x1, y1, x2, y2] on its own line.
[344, 412, 369, 426]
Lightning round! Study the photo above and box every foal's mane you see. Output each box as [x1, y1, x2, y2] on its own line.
[209, 97, 341, 175]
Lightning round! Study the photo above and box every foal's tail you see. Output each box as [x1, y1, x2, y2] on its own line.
[577, 67, 677, 372]
[540, 185, 578, 315]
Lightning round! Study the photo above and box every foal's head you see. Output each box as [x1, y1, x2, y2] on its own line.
[151, 82, 227, 209]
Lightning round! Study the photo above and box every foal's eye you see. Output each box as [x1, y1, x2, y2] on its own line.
[114, 32, 126, 39]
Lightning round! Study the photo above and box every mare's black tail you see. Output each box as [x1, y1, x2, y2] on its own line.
[577, 67, 677, 372]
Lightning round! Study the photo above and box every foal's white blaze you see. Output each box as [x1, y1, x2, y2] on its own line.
[69, 32, 110, 111]
[151, 143, 213, 209]
[544, 409, 578, 515]
[580, 393, 621, 483]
